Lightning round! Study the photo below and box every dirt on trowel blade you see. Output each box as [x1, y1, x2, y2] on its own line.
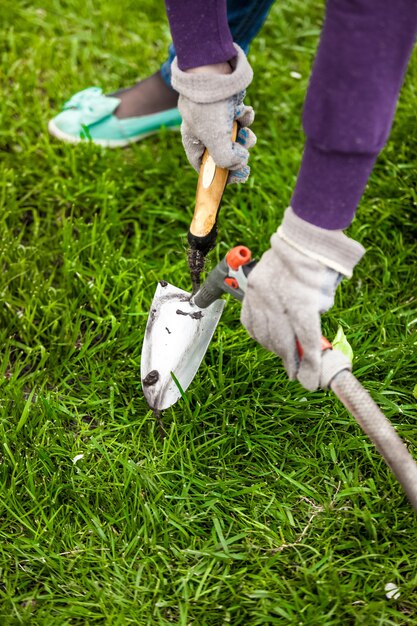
[140, 370, 165, 438]
[176, 309, 203, 319]
[142, 369, 159, 387]
[145, 288, 189, 341]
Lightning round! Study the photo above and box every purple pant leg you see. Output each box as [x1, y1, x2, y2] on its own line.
[292, 0, 417, 229]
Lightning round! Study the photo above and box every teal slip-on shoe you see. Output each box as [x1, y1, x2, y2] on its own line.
[48, 87, 182, 148]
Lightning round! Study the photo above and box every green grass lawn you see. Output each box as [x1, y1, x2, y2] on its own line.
[1, 0, 417, 623]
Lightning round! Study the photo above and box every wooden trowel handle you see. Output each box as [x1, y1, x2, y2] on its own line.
[187, 121, 239, 255]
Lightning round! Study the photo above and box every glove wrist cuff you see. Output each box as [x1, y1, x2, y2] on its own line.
[276, 207, 365, 278]
[171, 44, 253, 103]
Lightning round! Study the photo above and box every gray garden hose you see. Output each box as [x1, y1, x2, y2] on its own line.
[194, 246, 417, 513]
[329, 367, 417, 513]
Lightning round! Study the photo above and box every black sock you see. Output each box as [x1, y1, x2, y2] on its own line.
[111, 71, 178, 119]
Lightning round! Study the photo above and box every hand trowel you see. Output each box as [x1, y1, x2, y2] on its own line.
[141, 124, 239, 412]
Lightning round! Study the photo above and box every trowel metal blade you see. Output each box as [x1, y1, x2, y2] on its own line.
[141, 281, 225, 411]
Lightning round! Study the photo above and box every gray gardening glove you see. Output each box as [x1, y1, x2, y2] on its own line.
[241, 207, 365, 390]
[171, 44, 256, 184]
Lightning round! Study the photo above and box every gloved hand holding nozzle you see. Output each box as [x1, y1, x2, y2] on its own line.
[241, 207, 365, 391]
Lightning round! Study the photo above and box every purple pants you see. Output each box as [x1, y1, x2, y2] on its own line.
[165, 0, 417, 228]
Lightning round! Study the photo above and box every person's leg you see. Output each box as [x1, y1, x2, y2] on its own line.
[227, 0, 275, 54]
[49, 1, 275, 143]
[292, 0, 417, 229]
[115, 0, 275, 119]
[113, 70, 178, 119]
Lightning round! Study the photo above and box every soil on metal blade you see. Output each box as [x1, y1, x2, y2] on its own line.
[142, 370, 159, 387]
[176, 309, 203, 320]
[153, 409, 166, 439]
[188, 248, 206, 294]
[145, 291, 191, 338]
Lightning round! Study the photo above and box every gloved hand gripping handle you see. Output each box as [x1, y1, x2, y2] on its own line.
[194, 246, 417, 513]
